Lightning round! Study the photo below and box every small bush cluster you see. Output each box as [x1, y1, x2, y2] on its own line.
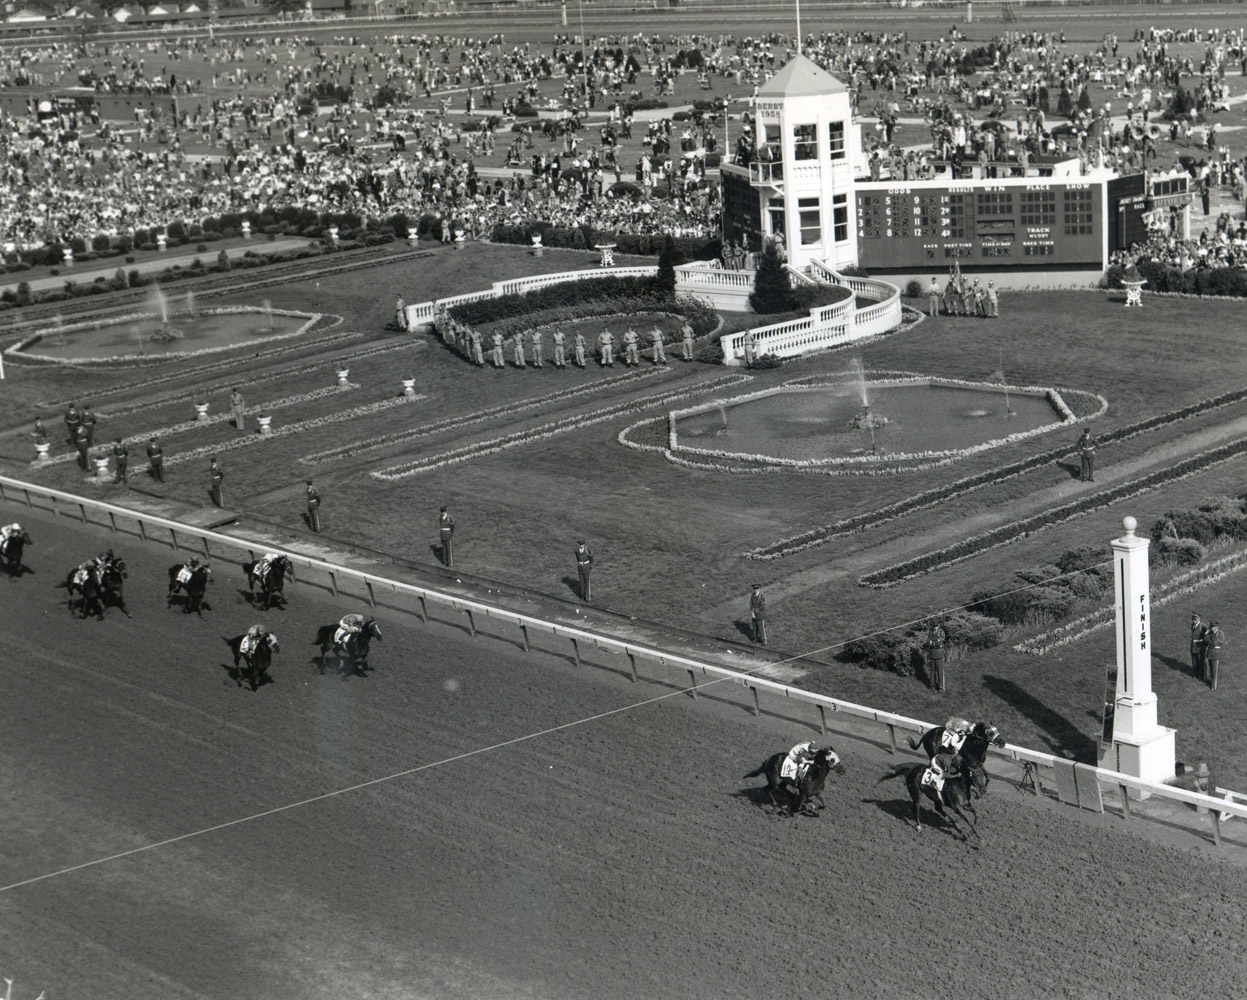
[842, 611, 1002, 675]
[1105, 260, 1247, 297]
[489, 222, 720, 260]
[970, 552, 1110, 629]
[1151, 496, 1247, 565]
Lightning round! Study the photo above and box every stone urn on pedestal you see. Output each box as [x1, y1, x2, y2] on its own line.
[258, 413, 273, 437]
[336, 367, 350, 388]
[408, 227, 420, 247]
[194, 402, 211, 423]
[402, 378, 417, 398]
[33, 441, 51, 464]
[92, 455, 110, 480]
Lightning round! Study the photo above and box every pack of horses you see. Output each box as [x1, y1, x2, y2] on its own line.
[745, 722, 1004, 842]
[66, 556, 130, 620]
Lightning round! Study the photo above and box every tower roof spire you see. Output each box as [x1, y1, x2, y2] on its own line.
[756, 54, 848, 98]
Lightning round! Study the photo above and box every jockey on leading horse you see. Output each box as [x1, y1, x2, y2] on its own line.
[239, 623, 268, 657]
[176, 556, 202, 586]
[0, 522, 21, 546]
[938, 717, 972, 755]
[255, 552, 282, 581]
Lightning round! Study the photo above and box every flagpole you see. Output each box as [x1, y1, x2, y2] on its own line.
[795, 0, 801, 56]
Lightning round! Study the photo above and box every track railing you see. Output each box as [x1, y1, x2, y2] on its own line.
[3, 472, 1243, 844]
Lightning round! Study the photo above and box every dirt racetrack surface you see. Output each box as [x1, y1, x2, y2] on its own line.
[3, 505, 1247, 1000]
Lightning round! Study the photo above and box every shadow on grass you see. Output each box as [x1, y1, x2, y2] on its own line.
[1055, 459, 1083, 481]
[732, 619, 758, 642]
[983, 674, 1097, 763]
[1155, 651, 1196, 679]
[560, 575, 583, 600]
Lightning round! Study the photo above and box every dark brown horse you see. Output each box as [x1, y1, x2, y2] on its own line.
[225, 630, 279, 690]
[167, 563, 213, 616]
[880, 763, 985, 841]
[744, 747, 846, 816]
[0, 526, 32, 575]
[245, 555, 293, 610]
[908, 722, 1004, 797]
[313, 618, 382, 675]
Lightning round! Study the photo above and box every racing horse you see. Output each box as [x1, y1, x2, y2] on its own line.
[167, 562, 213, 616]
[908, 721, 1005, 797]
[245, 555, 293, 610]
[0, 526, 32, 575]
[226, 630, 279, 690]
[68, 559, 129, 619]
[313, 618, 383, 675]
[744, 746, 846, 817]
[880, 762, 985, 841]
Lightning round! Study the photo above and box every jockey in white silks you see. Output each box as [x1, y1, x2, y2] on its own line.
[0, 522, 20, 545]
[256, 552, 281, 580]
[924, 751, 963, 794]
[335, 613, 367, 645]
[176, 556, 200, 586]
[780, 740, 818, 781]
[239, 623, 267, 657]
[939, 718, 971, 755]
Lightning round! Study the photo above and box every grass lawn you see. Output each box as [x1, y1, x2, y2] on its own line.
[6, 240, 1247, 785]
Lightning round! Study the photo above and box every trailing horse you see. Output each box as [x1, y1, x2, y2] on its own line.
[908, 722, 1004, 797]
[167, 563, 213, 616]
[0, 527, 32, 575]
[880, 763, 985, 841]
[226, 630, 279, 690]
[313, 618, 383, 675]
[245, 555, 293, 610]
[744, 747, 845, 816]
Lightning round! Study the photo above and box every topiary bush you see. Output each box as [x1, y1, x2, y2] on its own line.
[749, 241, 792, 314]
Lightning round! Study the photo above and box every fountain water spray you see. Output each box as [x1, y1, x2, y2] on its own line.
[185, 289, 196, 320]
[263, 298, 274, 332]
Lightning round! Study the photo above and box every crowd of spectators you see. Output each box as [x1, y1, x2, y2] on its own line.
[2, 23, 1247, 259]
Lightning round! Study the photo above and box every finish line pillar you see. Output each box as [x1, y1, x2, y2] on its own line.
[1108, 516, 1175, 797]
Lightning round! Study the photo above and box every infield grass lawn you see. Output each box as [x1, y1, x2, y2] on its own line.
[8, 241, 1247, 783]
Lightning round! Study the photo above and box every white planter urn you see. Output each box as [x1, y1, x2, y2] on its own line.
[241, 220, 252, 239]
[328, 226, 340, 243]
[258, 414, 273, 436]
[92, 456, 110, 479]
[156, 233, 168, 252]
[34, 441, 51, 463]
[402, 378, 416, 398]
[336, 368, 350, 387]
[408, 227, 419, 246]
[194, 403, 210, 422]
[63, 247, 74, 266]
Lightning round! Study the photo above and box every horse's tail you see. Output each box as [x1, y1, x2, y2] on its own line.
[906, 735, 922, 751]
[877, 764, 909, 784]
[742, 762, 767, 779]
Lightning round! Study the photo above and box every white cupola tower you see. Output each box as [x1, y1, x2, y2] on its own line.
[745, 54, 862, 272]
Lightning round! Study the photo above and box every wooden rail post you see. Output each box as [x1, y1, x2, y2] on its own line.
[79, 503, 87, 523]
[627, 650, 638, 682]
[169, 527, 177, 550]
[570, 637, 580, 666]
[1211, 808, 1222, 847]
[365, 580, 376, 608]
[687, 669, 698, 698]
[138, 519, 146, 541]
[886, 723, 897, 754]
[418, 595, 427, 622]
[749, 684, 760, 716]
[818, 704, 827, 735]
[519, 621, 530, 652]
[328, 570, 338, 597]
[464, 608, 475, 637]
[1119, 784, 1131, 823]
[108, 511, 117, 533]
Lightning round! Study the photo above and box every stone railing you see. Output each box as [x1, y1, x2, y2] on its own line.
[719, 260, 902, 365]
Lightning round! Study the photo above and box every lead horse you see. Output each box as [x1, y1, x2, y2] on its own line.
[744, 747, 846, 816]
[880, 763, 985, 841]
[0, 527, 32, 575]
[226, 630, 279, 690]
[313, 618, 383, 675]
[908, 722, 1004, 796]
[167, 563, 213, 616]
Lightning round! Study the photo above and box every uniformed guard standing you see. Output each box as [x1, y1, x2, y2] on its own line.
[552, 329, 566, 368]
[512, 332, 527, 368]
[928, 276, 941, 316]
[650, 326, 666, 364]
[575, 540, 593, 601]
[573, 332, 587, 368]
[491, 332, 505, 368]
[439, 506, 455, 567]
[924, 618, 948, 691]
[1191, 612, 1207, 677]
[64, 402, 81, 446]
[986, 280, 999, 317]
[1205, 621, 1224, 690]
[943, 277, 959, 317]
[1077, 428, 1096, 482]
[146, 437, 164, 483]
[81, 405, 97, 447]
[960, 276, 974, 316]
[396, 296, 408, 330]
[111, 437, 128, 483]
[681, 322, 695, 361]
[749, 583, 767, 646]
[623, 328, 640, 366]
[209, 456, 224, 507]
[598, 328, 615, 367]
[305, 479, 321, 533]
[230, 388, 246, 431]
[32, 416, 47, 446]
[531, 329, 544, 367]
[470, 330, 485, 366]
[75, 424, 90, 470]
[743, 330, 755, 367]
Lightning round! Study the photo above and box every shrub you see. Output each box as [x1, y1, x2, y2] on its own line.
[91, 234, 111, 252]
[128, 269, 141, 286]
[1155, 537, 1205, 567]
[167, 220, 187, 240]
[217, 249, 230, 271]
[513, 102, 539, 118]
[654, 236, 677, 294]
[15, 280, 31, 306]
[942, 612, 1004, 656]
[750, 353, 783, 369]
[113, 268, 128, 290]
[841, 630, 918, 676]
[69, 237, 88, 254]
[196, 243, 208, 253]
[904, 278, 925, 298]
[749, 241, 792, 314]
[133, 228, 150, 247]
[970, 588, 1030, 626]
[49, 268, 59, 277]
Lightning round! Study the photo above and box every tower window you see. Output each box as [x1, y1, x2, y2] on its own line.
[833, 193, 848, 242]
[793, 123, 817, 161]
[828, 121, 845, 160]
[798, 196, 821, 245]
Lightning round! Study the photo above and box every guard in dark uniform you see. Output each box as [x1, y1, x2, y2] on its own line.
[146, 437, 164, 483]
[1077, 428, 1096, 482]
[81, 405, 97, 447]
[1191, 612, 1207, 678]
[209, 456, 224, 507]
[75, 424, 90, 470]
[924, 618, 948, 691]
[111, 438, 128, 483]
[749, 583, 767, 645]
[575, 541, 593, 601]
[439, 506, 455, 567]
[1205, 621, 1224, 690]
[64, 402, 81, 445]
[305, 479, 321, 533]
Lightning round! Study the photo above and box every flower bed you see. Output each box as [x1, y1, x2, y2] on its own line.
[7, 307, 323, 365]
[371, 374, 750, 480]
[858, 436, 1247, 588]
[301, 365, 669, 465]
[1015, 547, 1247, 655]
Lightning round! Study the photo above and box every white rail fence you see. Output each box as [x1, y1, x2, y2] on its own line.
[2, 472, 1242, 845]
[405, 265, 659, 329]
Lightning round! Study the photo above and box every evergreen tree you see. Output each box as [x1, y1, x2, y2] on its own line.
[1056, 86, 1073, 118]
[1076, 86, 1092, 114]
[749, 241, 792, 314]
[1038, 86, 1050, 116]
[653, 236, 677, 295]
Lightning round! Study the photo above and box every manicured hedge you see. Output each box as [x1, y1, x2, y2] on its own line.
[489, 222, 720, 260]
[1107, 260, 1247, 297]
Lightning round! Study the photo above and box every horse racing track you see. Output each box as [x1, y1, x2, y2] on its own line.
[3, 511, 1247, 1000]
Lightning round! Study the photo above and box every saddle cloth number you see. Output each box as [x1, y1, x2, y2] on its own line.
[176, 568, 193, 585]
[72, 568, 90, 587]
[921, 768, 945, 793]
[780, 759, 804, 782]
[940, 730, 967, 753]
